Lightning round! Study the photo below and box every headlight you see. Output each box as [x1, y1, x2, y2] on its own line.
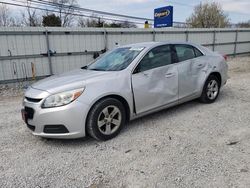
[42, 88, 85, 108]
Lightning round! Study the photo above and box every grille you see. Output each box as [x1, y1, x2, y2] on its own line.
[25, 97, 42, 103]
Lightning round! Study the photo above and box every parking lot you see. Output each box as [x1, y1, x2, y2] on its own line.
[0, 56, 250, 188]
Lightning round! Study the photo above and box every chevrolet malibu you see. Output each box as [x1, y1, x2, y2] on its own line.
[22, 42, 228, 140]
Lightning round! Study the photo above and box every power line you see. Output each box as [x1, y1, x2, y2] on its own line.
[1, 0, 189, 27]
[166, 0, 194, 8]
[25, 0, 189, 25]
[9, 0, 247, 26]
[10, 0, 154, 23]
[28, 0, 155, 21]
[1, 0, 148, 25]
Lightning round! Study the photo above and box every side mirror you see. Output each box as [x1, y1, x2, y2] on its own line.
[93, 52, 100, 59]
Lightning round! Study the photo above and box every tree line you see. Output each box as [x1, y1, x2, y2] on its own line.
[0, 1, 249, 28]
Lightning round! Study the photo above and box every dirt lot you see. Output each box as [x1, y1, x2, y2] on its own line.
[0, 56, 250, 188]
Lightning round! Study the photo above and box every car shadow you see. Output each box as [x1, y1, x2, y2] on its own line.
[126, 100, 200, 129]
[39, 135, 94, 146]
[124, 90, 227, 133]
[41, 90, 228, 146]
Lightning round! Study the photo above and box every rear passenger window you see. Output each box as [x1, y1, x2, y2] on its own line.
[175, 45, 195, 62]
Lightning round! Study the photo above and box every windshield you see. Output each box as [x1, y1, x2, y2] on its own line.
[87, 47, 144, 71]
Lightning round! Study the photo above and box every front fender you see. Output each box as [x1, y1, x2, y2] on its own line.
[76, 73, 134, 124]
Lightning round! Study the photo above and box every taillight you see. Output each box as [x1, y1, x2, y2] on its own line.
[223, 55, 228, 61]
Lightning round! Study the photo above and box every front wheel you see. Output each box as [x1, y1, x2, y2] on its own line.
[199, 75, 220, 103]
[86, 98, 126, 141]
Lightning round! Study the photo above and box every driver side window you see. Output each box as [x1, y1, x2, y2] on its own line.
[134, 45, 172, 73]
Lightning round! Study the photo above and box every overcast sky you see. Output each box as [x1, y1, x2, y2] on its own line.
[5, 0, 250, 24]
[77, 0, 250, 23]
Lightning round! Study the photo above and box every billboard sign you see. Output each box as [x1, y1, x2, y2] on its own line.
[154, 6, 173, 28]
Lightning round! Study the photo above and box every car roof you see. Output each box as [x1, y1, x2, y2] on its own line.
[121, 41, 201, 49]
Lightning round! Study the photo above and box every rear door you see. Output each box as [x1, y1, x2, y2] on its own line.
[131, 45, 178, 114]
[173, 44, 206, 99]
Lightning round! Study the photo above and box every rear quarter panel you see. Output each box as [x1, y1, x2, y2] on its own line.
[200, 54, 228, 93]
[196, 44, 228, 92]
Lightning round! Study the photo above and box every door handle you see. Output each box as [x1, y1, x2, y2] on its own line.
[197, 64, 203, 67]
[165, 73, 175, 78]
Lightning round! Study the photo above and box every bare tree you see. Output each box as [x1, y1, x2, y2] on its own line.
[9, 17, 22, 27]
[104, 20, 137, 28]
[0, 4, 17, 26]
[21, 0, 42, 26]
[0, 4, 9, 26]
[237, 20, 250, 28]
[50, 0, 78, 27]
[78, 17, 137, 28]
[77, 17, 86, 27]
[119, 21, 137, 28]
[78, 16, 105, 27]
[186, 2, 230, 28]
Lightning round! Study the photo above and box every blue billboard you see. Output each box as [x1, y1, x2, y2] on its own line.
[154, 6, 173, 28]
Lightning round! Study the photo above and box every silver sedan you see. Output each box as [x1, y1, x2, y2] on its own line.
[22, 42, 228, 140]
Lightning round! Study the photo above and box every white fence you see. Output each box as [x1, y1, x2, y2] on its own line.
[0, 27, 250, 84]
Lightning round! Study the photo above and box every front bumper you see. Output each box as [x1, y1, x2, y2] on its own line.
[22, 95, 90, 139]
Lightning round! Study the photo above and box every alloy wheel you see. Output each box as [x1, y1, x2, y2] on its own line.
[97, 105, 122, 135]
[207, 80, 219, 100]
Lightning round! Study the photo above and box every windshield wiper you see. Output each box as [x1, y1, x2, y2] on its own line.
[88, 68, 105, 71]
[81, 66, 104, 71]
[81, 65, 87, 69]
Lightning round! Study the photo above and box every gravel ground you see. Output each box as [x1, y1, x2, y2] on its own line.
[0, 56, 250, 188]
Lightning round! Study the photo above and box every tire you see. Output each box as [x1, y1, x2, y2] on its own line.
[86, 98, 126, 141]
[199, 75, 220, 103]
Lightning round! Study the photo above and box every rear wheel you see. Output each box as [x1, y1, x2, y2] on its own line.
[86, 98, 126, 141]
[199, 75, 220, 103]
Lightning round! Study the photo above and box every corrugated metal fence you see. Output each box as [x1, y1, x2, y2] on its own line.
[0, 27, 250, 84]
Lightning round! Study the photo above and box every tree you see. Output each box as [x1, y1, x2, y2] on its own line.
[104, 21, 137, 28]
[119, 21, 137, 28]
[43, 14, 61, 27]
[0, 4, 10, 26]
[106, 22, 122, 28]
[0, 4, 19, 26]
[237, 20, 250, 28]
[77, 17, 86, 27]
[78, 16, 105, 27]
[50, 0, 78, 27]
[21, 0, 42, 26]
[78, 17, 137, 28]
[186, 2, 230, 28]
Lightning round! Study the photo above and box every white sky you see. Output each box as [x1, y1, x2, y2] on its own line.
[5, 0, 250, 24]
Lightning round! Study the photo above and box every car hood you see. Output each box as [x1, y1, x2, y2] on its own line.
[31, 69, 113, 94]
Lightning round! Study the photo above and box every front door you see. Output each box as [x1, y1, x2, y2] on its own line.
[131, 45, 178, 114]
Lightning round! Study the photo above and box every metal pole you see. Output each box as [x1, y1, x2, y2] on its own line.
[152, 30, 156, 42]
[185, 30, 189, 42]
[233, 29, 238, 57]
[103, 29, 108, 51]
[212, 30, 216, 51]
[45, 30, 53, 75]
